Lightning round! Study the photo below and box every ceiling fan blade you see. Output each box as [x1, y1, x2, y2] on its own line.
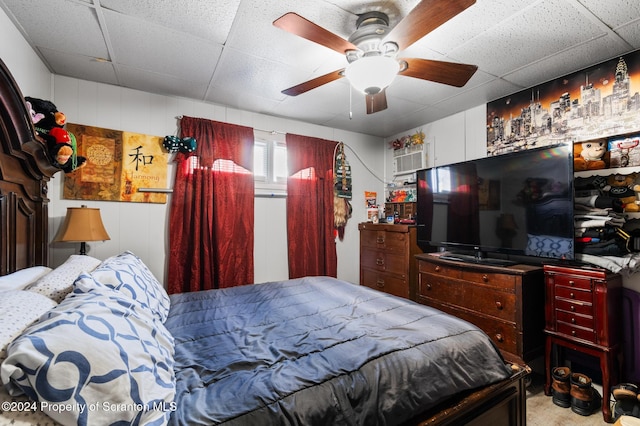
[282, 69, 345, 96]
[383, 0, 476, 51]
[366, 90, 388, 114]
[400, 58, 477, 87]
[273, 12, 357, 54]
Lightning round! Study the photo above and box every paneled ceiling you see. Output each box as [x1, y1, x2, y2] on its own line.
[1, 0, 639, 138]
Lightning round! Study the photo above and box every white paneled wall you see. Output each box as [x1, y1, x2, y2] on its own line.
[47, 75, 386, 285]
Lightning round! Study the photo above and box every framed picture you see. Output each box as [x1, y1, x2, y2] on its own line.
[63, 124, 169, 203]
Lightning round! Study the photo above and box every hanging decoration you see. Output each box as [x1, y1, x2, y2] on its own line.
[389, 129, 425, 150]
[162, 135, 197, 153]
[334, 143, 352, 198]
[333, 142, 352, 238]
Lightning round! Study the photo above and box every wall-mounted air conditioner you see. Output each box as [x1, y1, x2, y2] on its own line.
[393, 144, 427, 175]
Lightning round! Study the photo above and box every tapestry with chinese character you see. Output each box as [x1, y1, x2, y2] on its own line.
[63, 123, 168, 203]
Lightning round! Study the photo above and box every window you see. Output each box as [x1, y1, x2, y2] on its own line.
[254, 130, 287, 195]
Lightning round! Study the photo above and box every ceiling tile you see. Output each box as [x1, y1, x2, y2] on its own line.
[103, 10, 222, 84]
[38, 47, 119, 86]
[1, 0, 108, 58]
[116, 65, 210, 100]
[99, 0, 241, 44]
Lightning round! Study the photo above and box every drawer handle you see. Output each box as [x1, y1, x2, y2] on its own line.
[376, 258, 385, 266]
[570, 292, 575, 299]
[571, 330, 577, 336]
[495, 301, 503, 310]
[570, 305, 576, 312]
[495, 333, 504, 342]
[569, 280, 575, 287]
[426, 284, 432, 290]
[376, 279, 385, 288]
[482, 274, 489, 282]
[376, 237, 385, 244]
[571, 317, 576, 324]
[435, 266, 441, 272]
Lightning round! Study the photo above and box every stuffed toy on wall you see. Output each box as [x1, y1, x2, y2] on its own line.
[25, 96, 86, 173]
[574, 140, 607, 171]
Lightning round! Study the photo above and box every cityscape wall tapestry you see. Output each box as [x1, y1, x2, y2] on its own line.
[486, 50, 640, 156]
[63, 123, 169, 203]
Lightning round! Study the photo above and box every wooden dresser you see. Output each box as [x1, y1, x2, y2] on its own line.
[543, 264, 622, 423]
[358, 223, 422, 300]
[415, 252, 545, 365]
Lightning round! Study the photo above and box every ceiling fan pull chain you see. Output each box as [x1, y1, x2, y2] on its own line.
[349, 86, 353, 120]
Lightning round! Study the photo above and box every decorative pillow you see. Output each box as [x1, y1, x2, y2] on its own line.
[0, 266, 52, 292]
[25, 255, 101, 302]
[1, 274, 176, 426]
[0, 291, 57, 363]
[525, 234, 573, 259]
[90, 251, 170, 322]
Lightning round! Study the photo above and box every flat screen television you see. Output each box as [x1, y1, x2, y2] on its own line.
[416, 144, 574, 264]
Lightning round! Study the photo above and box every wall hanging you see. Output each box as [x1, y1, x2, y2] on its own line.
[62, 123, 169, 203]
[487, 50, 640, 155]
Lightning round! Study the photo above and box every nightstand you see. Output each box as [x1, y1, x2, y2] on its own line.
[543, 264, 623, 423]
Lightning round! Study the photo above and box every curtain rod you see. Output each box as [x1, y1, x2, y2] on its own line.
[174, 116, 286, 135]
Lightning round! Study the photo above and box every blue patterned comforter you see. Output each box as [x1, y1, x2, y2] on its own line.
[165, 276, 511, 426]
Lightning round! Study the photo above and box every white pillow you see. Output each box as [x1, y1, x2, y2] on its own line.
[0, 290, 57, 363]
[25, 255, 101, 302]
[0, 266, 52, 291]
[2, 274, 175, 426]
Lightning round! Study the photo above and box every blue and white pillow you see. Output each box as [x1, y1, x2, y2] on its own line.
[1, 274, 176, 426]
[90, 251, 170, 323]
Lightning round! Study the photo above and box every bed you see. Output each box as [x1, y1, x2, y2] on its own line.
[0, 57, 529, 426]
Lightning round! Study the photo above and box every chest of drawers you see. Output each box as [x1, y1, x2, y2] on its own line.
[358, 223, 422, 299]
[543, 264, 623, 422]
[415, 253, 545, 365]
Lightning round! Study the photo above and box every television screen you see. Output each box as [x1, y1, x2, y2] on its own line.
[416, 144, 574, 262]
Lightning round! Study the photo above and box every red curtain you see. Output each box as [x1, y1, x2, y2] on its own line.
[286, 134, 338, 278]
[167, 116, 254, 293]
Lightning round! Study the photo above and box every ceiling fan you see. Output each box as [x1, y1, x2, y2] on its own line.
[273, 0, 478, 114]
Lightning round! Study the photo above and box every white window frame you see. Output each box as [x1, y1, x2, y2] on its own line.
[254, 130, 287, 197]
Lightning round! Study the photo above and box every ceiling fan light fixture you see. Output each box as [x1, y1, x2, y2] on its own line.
[345, 55, 399, 95]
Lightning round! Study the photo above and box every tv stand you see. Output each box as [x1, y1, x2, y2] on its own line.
[416, 252, 545, 365]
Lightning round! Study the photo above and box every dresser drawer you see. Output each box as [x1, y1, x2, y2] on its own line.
[360, 230, 407, 253]
[461, 270, 516, 291]
[418, 273, 516, 322]
[361, 269, 409, 298]
[550, 274, 593, 291]
[361, 248, 406, 276]
[425, 298, 519, 356]
[556, 321, 596, 342]
[417, 260, 462, 279]
[554, 298, 593, 316]
[555, 285, 592, 304]
[555, 309, 594, 330]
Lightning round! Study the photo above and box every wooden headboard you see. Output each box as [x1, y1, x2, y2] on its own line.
[0, 58, 59, 274]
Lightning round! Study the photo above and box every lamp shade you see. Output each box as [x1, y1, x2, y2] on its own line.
[54, 206, 110, 254]
[345, 56, 400, 95]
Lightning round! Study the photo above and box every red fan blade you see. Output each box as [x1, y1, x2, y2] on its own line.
[366, 89, 388, 114]
[383, 0, 476, 51]
[273, 12, 357, 54]
[282, 69, 345, 96]
[399, 58, 477, 87]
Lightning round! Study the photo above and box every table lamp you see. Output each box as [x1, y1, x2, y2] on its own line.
[53, 205, 110, 255]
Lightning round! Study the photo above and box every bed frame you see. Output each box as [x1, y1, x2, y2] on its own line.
[0, 57, 528, 426]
